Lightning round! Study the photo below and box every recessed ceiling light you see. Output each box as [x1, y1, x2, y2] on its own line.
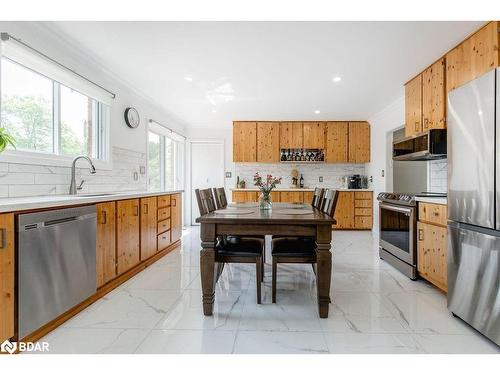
[184, 76, 193, 82]
[314, 110, 321, 114]
[332, 76, 342, 83]
[212, 109, 217, 113]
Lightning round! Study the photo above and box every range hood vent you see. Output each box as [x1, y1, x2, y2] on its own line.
[392, 129, 447, 161]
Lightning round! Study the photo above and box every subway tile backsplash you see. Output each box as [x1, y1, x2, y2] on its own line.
[234, 163, 367, 189]
[0, 147, 147, 198]
[429, 159, 447, 193]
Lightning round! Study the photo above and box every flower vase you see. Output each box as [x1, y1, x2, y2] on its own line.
[259, 192, 272, 210]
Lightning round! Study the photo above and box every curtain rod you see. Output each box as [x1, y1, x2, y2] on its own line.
[149, 119, 186, 139]
[1, 32, 116, 99]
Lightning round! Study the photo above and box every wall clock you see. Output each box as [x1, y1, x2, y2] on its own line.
[124, 107, 140, 128]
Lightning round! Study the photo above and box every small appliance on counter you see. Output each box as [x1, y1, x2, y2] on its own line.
[346, 174, 369, 189]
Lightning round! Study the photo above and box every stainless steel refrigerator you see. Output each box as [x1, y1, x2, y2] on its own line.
[447, 68, 500, 345]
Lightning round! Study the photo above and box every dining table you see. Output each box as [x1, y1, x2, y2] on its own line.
[196, 202, 336, 318]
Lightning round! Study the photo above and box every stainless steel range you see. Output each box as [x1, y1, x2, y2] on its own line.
[377, 192, 418, 279]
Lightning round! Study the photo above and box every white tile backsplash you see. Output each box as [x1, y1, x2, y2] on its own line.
[234, 163, 367, 189]
[429, 159, 447, 193]
[0, 147, 147, 198]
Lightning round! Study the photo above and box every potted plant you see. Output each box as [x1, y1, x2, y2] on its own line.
[0, 128, 16, 153]
[253, 172, 282, 210]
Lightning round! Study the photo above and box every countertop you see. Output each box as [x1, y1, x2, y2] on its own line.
[0, 190, 184, 213]
[415, 196, 447, 205]
[231, 188, 373, 192]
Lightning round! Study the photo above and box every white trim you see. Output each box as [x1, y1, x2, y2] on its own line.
[187, 138, 226, 225]
[0, 149, 113, 170]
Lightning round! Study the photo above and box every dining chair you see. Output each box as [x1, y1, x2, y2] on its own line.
[195, 188, 264, 303]
[311, 187, 325, 209]
[271, 189, 339, 303]
[212, 187, 228, 209]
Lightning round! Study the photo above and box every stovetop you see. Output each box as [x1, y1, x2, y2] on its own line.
[377, 192, 446, 206]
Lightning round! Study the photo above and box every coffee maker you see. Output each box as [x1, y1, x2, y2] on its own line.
[347, 174, 368, 189]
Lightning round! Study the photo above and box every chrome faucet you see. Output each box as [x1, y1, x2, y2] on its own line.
[69, 155, 96, 195]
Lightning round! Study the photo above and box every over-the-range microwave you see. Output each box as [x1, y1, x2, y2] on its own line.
[392, 129, 447, 161]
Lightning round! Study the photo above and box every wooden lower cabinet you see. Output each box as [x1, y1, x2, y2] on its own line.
[0, 213, 14, 341]
[117, 199, 141, 275]
[332, 192, 355, 229]
[232, 191, 258, 203]
[140, 197, 158, 261]
[171, 193, 182, 243]
[303, 191, 314, 205]
[96, 202, 116, 287]
[417, 221, 447, 292]
[280, 191, 303, 203]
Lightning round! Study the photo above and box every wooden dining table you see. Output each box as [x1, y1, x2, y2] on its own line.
[196, 202, 336, 318]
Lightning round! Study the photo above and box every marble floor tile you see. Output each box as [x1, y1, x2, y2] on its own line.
[37, 226, 499, 354]
[135, 329, 236, 354]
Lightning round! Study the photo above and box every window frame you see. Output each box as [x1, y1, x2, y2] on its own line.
[0, 56, 112, 170]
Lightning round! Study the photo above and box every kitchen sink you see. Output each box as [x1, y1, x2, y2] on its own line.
[77, 193, 116, 197]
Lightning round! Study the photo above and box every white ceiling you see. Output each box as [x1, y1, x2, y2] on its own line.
[45, 21, 482, 128]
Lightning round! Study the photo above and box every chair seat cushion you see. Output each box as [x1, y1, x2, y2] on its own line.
[271, 237, 316, 257]
[216, 236, 263, 257]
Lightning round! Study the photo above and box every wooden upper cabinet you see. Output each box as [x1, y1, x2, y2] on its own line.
[303, 122, 325, 149]
[422, 58, 446, 131]
[0, 213, 14, 342]
[140, 197, 158, 261]
[171, 193, 182, 243]
[96, 202, 116, 288]
[233, 122, 257, 162]
[348, 122, 370, 163]
[280, 122, 303, 149]
[405, 74, 423, 137]
[117, 199, 140, 275]
[325, 121, 348, 163]
[256, 122, 280, 163]
[447, 21, 500, 92]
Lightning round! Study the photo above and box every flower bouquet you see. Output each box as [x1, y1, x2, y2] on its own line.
[253, 172, 282, 210]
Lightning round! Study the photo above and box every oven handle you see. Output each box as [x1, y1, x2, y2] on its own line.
[379, 203, 414, 215]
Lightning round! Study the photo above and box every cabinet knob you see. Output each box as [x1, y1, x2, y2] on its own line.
[144, 203, 149, 214]
[101, 211, 107, 225]
[424, 118, 429, 129]
[0, 228, 6, 249]
[418, 229, 424, 241]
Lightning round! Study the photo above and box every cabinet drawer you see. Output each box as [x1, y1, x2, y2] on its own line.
[355, 216, 372, 229]
[157, 218, 171, 234]
[157, 195, 171, 208]
[157, 231, 171, 250]
[355, 208, 372, 216]
[354, 199, 372, 208]
[158, 207, 171, 221]
[419, 202, 447, 226]
[354, 192, 372, 200]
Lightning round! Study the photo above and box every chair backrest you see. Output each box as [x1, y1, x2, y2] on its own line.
[321, 189, 339, 218]
[195, 188, 217, 215]
[311, 187, 325, 209]
[212, 187, 228, 209]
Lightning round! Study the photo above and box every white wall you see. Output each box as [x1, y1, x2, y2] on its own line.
[366, 95, 405, 236]
[0, 22, 187, 196]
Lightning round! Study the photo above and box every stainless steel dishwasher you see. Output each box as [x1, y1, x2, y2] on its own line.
[18, 205, 97, 339]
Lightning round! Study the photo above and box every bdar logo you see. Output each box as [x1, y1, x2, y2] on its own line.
[0, 340, 17, 354]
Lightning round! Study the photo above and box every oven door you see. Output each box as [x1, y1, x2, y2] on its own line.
[379, 203, 416, 265]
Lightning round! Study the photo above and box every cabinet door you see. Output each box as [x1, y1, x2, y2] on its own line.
[0, 213, 14, 342]
[280, 191, 304, 203]
[257, 122, 280, 163]
[405, 74, 422, 137]
[269, 191, 281, 203]
[171, 193, 182, 243]
[332, 192, 354, 229]
[303, 122, 325, 149]
[232, 191, 257, 203]
[117, 199, 140, 275]
[325, 121, 348, 163]
[140, 197, 157, 261]
[233, 122, 257, 162]
[422, 58, 446, 131]
[303, 191, 314, 205]
[96, 202, 116, 287]
[417, 222, 447, 292]
[446, 22, 499, 92]
[280, 122, 303, 149]
[348, 122, 370, 163]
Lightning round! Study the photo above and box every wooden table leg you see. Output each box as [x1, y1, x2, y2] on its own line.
[200, 223, 217, 316]
[315, 224, 332, 318]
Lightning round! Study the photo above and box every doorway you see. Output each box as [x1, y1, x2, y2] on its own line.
[189, 140, 225, 225]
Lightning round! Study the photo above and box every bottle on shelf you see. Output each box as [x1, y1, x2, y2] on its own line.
[300, 150, 305, 161]
[280, 149, 286, 161]
[286, 149, 291, 161]
[299, 174, 304, 188]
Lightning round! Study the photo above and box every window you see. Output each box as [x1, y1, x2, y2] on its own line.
[1, 57, 109, 160]
[148, 121, 185, 191]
